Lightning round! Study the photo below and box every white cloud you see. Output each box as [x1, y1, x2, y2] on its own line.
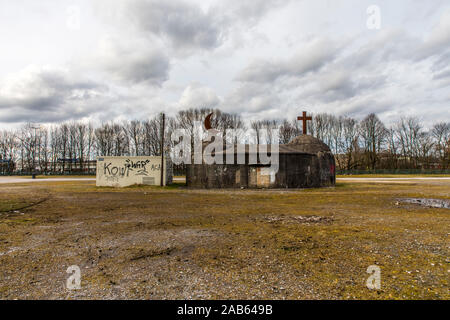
[0, 65, 109, 122]
[178, 84, 221, 108]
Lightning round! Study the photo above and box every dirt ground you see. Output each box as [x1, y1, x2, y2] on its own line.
[0, 178, 448, 300]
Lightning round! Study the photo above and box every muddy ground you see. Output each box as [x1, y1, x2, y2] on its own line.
[0, 179, 448, 299]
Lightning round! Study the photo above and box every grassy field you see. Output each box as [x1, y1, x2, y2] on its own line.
[0, 179, 448, 299]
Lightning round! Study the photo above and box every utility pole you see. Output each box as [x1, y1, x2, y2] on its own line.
[30, 124, 41, 176]
[160, 113, 165, 187]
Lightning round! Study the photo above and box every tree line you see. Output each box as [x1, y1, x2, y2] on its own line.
[0, 108, 448, 174]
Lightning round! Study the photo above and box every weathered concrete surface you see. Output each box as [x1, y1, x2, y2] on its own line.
[186, 135, 336, 189]
[96, 156, 172, 187]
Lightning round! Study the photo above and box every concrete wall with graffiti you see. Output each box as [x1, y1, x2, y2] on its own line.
[96, 156, 172, 187]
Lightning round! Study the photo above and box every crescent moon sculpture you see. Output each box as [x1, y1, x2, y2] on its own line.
[204, 113, 213, 130]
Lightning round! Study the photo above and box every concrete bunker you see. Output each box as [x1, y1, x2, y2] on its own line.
[186, 135, 336, 189]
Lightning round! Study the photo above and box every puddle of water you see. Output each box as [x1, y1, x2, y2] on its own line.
[399, 198, 450, 209]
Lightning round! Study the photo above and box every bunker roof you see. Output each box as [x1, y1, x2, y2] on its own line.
[286, 134, 331, 153]
[209, 135, 332, 155]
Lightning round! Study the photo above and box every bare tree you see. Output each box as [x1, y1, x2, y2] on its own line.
[279, 119, 299, 144]
[38, 127, 50, 173]
[339, 117, 359, 170]
[359, 113, 387, 170]
[0, 108, 448, 174]
[143, 117, 163, 156]
[126, 120, 144, 156]
[395, 117, 422, 168]
[431, 122, 449, 169]
[0, 130, 18, 174]
[417, 131, 434, 168]
[95, 123, 115, 156]
[385, 127, 399, 169]
[250, 120, 278, 144]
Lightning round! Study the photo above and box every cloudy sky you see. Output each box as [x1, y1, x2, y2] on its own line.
[0, 0, 449, 129]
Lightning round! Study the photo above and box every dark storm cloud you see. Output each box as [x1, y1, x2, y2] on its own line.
[128, 0, 223, 52]
[0, 67, 108, 123]
[101, 43, 170, 85]
[0, 106, 95, 123]
[126, 0, 291, 53]
[0, 70, 102, 111]
[123, 56, 169, 85]
[433, 69, 450, 81]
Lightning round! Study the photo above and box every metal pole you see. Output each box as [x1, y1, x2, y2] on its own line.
[160, 113, 165, 186]
[31, 125, 40, 176]
[34, 128, 37, 172]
